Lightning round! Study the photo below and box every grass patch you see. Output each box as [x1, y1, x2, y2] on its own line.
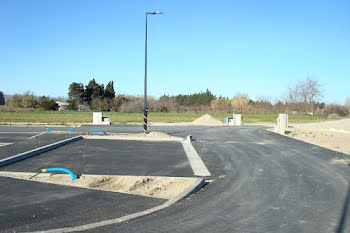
[0, 111, 330, 124]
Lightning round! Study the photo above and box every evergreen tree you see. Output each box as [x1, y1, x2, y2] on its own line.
[0, 91, 4, 105]
[85, 79, 104, 102]
[174, 89, 215, 106]
[37, 96, 58, 110]
[68, 82, 85, 102]
[105, 81, 115, 99]
[85, 79, 96, 103]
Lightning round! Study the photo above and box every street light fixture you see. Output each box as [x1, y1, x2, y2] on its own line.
[144, 11, 163, 133]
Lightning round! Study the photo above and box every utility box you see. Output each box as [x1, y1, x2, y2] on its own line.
[93, 112, 110, 125]
[225, 114, 242, 126]
[233, 114, 242, 126]
[275, 113, 288, 134]
[279, 113, 288, 132]
[225, 117, 235, 126]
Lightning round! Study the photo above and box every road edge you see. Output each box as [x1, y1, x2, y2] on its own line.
[28, 178, 207, 233]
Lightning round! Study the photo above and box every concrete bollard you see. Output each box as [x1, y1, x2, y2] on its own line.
[93, 112, 111, 125]
[234, 114, 242, 126]
[277, 114, 288, 134]
[279, 114, 288, 128]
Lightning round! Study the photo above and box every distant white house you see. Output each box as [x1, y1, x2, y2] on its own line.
[55, 101, 69, 111]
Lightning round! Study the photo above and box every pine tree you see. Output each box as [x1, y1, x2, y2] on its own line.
[85, 79, 104, 102]
[105, 81, 115, 99]
[68, 82, 84, 102]
[0, 91, 5, 105]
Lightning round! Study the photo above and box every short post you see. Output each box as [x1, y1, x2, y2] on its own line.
[143, 108, 148, 133]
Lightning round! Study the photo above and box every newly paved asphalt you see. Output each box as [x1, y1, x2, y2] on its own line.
[1, 139, 193, 177]
[90, 125, 349, 233]
[0, 133, 81, 160]
[1, 125, 350, 232]
[0, 132, 37, 144]
[0, 177, 165, 232]
[0, 124, 215, 135]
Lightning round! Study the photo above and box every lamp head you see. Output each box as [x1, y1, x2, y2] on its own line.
[147, 11, 163, 15]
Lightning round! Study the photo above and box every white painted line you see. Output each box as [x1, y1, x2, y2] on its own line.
[28, 132, 47, 139]
[28, 178, 206, 233]
[182, 136, 211, 177]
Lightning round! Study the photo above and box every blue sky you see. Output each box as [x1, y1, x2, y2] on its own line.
[1, 0, 349, 104]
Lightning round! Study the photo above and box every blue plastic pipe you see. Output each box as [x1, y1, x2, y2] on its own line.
[41, 167, 76, 180]
[90, 130, 107, 135]
[66, 127, 75, 133]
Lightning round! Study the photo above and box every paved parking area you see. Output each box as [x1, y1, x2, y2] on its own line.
[0, 125, 210, 232]
[0, 133, 81, 160]
[0, 177, 165, 232]
[2, 123, 350, 233]
[0, 132, 39, 144]
[0, 125, 215, 137]
[0, 139, 194, 177]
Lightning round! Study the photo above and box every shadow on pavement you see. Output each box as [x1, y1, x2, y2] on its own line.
[336, 181, 350, 233]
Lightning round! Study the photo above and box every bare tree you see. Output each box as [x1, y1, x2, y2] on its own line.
[286, 85, 299, 103]
[231, 93, 249, 113]
[297, 77, 322, 114]
[346, 97, 350, 108]
[285, 77, 322, 114]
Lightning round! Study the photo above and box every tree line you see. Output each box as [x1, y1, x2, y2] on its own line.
[0, 92, 58, 110]
[1, 77, 349, 117]
[68, 79, 115, 111]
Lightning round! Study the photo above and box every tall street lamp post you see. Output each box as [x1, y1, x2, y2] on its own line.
[144, 11, 163, 134]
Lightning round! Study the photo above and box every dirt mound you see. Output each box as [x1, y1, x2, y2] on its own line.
[328, 113, 340, 119]
[192, 114, 224, 126]
[137, 131, 171, 138]
[0, 172, 198, 199]
[148, 131, 170, 137]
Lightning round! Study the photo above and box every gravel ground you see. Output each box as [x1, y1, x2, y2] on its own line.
[288, 118, 350, 155]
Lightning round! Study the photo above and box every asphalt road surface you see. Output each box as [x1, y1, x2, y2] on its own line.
[1, 139, 193, 177]
[1, 125, 350, 232]
[0, 176, 165, 232]
[92, 125, 350, 233]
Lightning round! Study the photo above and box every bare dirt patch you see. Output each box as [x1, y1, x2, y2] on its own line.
[84, 131, 182, 141]
[292, 118, 350, 132]
[150, 114, 225, 126]
[287, 118, 350, 155]
[0, 143, 12, 147]
[0, 172, 198, 199]
[136, 131, 171, 138]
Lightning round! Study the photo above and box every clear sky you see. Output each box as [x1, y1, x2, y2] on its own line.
[1, 0, 349, 104]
